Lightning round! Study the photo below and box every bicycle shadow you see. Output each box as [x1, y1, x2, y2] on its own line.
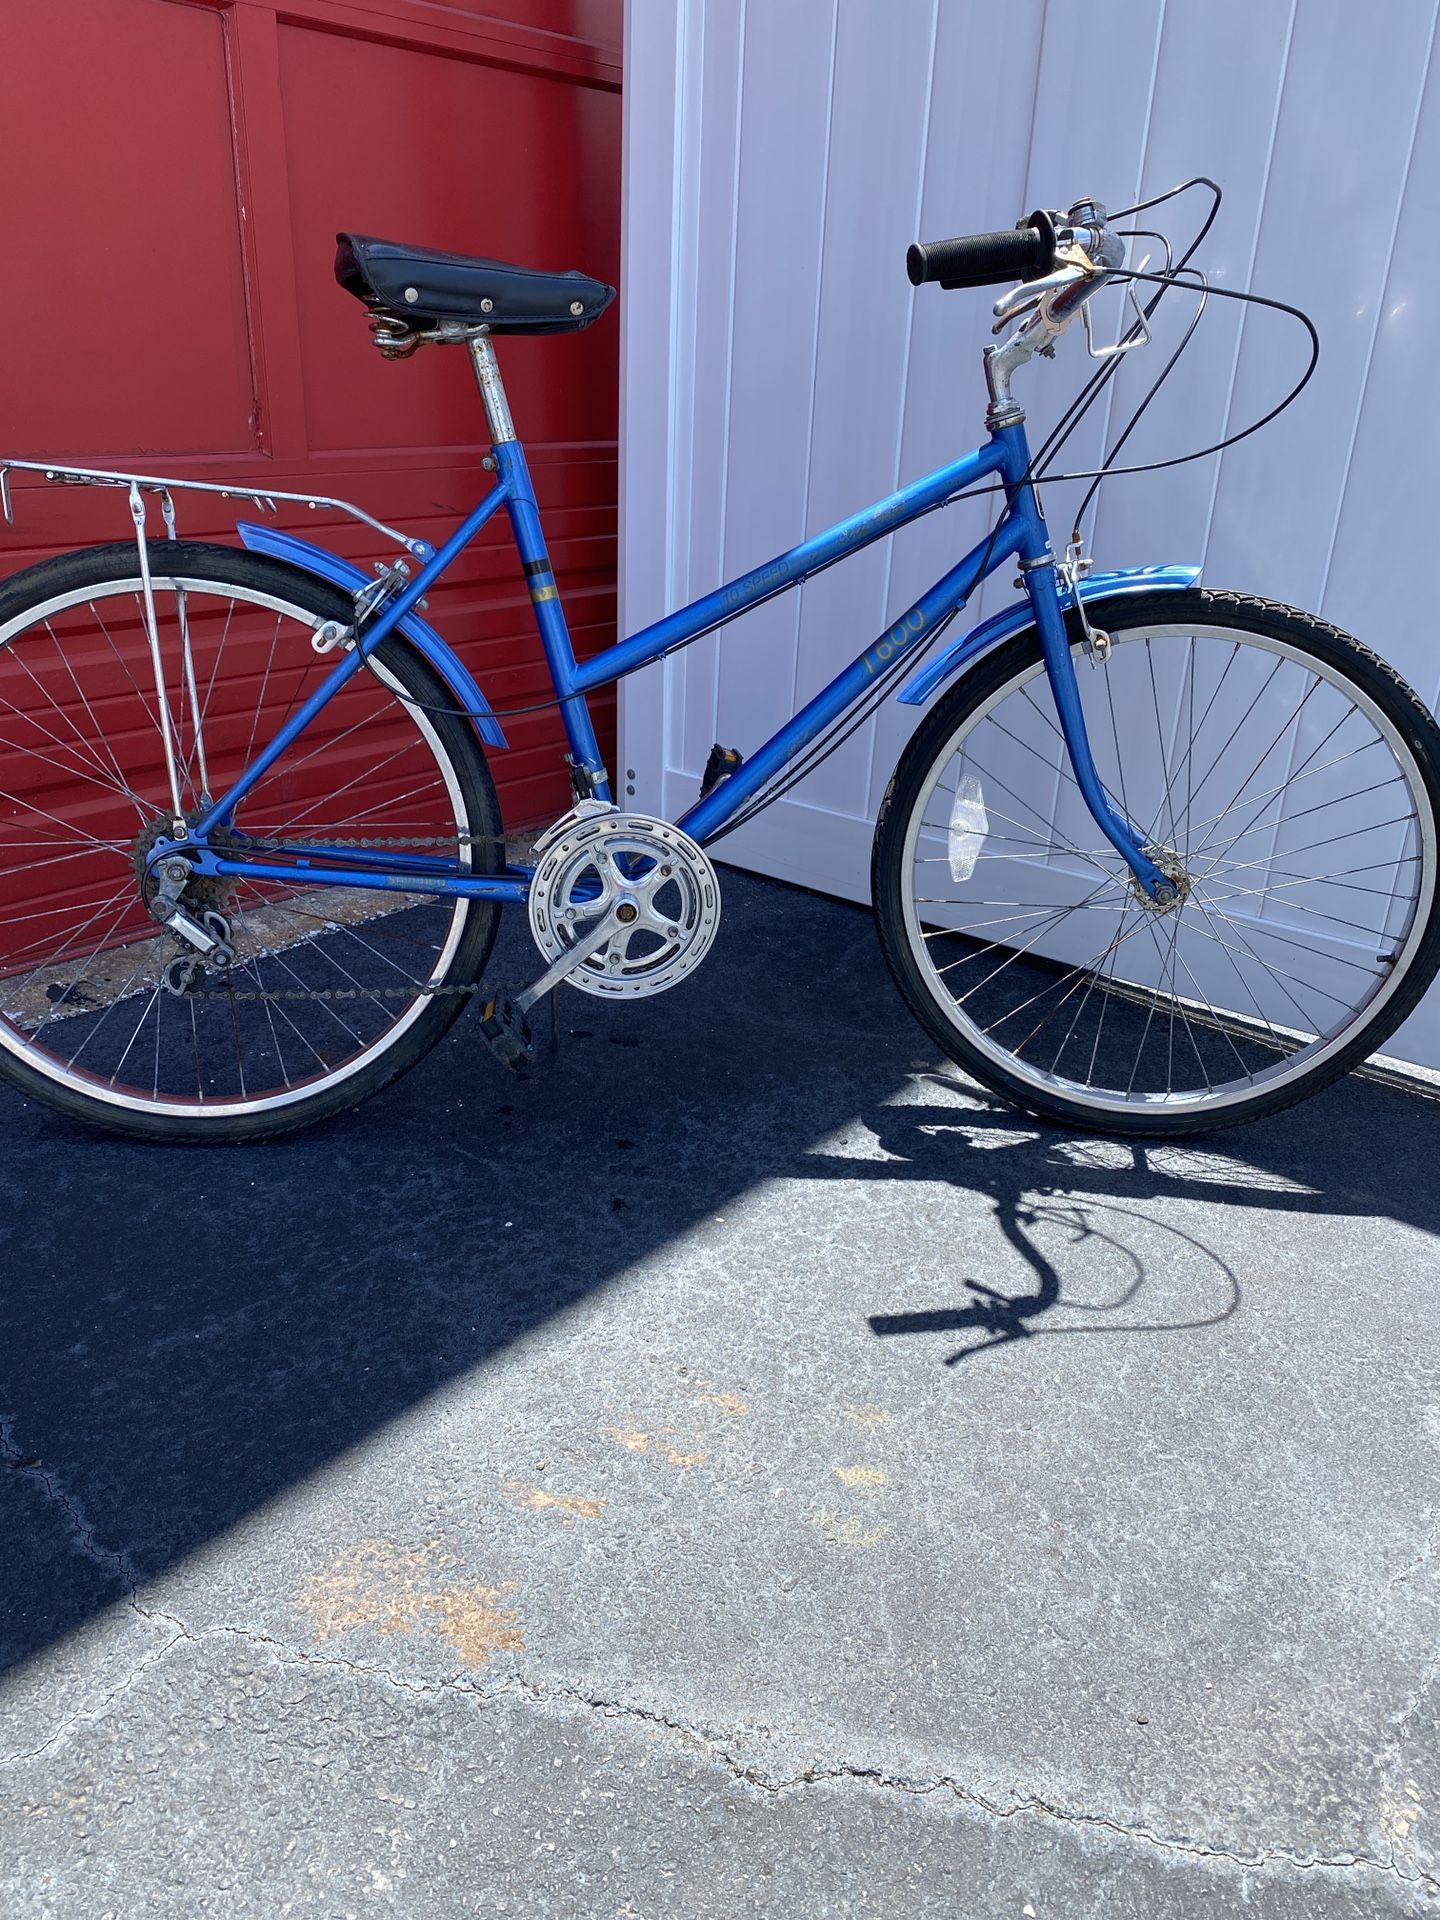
[800, 1091, 1245, 1363]
[872, 1193, 1241, 1365]
[0, 873, 1435, 1693]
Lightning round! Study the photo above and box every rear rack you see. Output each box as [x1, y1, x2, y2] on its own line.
[0, 455, 428, 559]
[0, 454, 432, 836]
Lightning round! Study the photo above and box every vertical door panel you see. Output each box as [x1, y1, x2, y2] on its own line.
[0, 0, 623, 889]
[0, 0, 256, 457]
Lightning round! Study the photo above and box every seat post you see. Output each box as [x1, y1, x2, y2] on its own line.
[468, 332, 516, 445]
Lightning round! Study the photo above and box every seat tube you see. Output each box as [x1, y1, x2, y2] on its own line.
[470, 335, 611, 800]
[993, 422, 1167, 897]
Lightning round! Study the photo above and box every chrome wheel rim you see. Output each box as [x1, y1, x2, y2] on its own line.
[899, 622, 1435, 1117]
[0, 574, 473, 1118]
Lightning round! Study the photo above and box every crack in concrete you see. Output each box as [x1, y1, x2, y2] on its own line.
[1377, 1508, 1440, 1885]
[0, 1506, 1430, 1899]
[0, 1622, 185, 1768]
[0, 1420, 165, 1770]
[1385, 1509, 1440, 1596]
[751, 1760, 1421, 1886]
[0, 1416, 140, 1598]
[20, 1603, 1412, 1895]
[135, 1606, 751, 1753]
[135, 1603, 444, 1696]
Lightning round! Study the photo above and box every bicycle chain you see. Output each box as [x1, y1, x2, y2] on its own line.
[241, 829, 505, 850]
[180, 828, 516, 1003]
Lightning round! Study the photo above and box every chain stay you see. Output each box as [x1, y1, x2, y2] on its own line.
[176, 826, 512, 1002]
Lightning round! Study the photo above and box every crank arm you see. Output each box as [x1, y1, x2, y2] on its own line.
[514, 910, 619, 1013]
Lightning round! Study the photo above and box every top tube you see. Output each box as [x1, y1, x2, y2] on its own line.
[568, 437, 1012, 697]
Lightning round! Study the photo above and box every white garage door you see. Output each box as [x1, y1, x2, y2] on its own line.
[619, 0, 1440, 1069]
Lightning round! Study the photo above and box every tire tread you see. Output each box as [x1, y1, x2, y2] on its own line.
[872, 588, 1440, 1136]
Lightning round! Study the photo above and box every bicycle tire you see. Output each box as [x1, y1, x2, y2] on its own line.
[0, 541, 504, 1142]
[872, 589, 1440, 1136]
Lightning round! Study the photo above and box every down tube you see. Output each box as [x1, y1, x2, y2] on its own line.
[678, 517, 1027, 845]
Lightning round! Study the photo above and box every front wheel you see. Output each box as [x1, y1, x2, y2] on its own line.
[873, 589, 1440, 1136]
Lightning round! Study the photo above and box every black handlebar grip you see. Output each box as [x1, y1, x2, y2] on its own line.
[906, 213, 1056, 290]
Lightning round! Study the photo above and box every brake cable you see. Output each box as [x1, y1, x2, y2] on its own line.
[351, 176, 1320, 804]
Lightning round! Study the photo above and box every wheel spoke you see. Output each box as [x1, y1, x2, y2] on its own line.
[893, 617, 1434, 1120]
[0, 570, 489, 1128]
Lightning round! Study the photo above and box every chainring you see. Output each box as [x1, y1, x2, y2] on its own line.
[527, 808, 721, 999]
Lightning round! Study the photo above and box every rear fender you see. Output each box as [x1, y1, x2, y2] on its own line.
[236, 521, 507, 750]
[896, 564, 1201, 708]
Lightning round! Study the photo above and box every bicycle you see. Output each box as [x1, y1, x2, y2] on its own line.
[0, 192, 1436, 1142]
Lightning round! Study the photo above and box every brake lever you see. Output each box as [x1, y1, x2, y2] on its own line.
[991, 263, 1087, 331]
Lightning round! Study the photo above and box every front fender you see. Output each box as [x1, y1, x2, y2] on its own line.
[896, 564, 1201, 708]
[236, 522, 507, 750]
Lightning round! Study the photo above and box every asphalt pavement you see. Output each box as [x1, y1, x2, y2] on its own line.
[1, 868, 1437, 1917]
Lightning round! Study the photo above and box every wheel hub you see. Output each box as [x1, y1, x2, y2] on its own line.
[1129, 844, 1192, 915]
[132, 818, 237, 918]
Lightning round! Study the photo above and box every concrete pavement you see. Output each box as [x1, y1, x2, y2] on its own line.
[2, 870, 1437, 1916]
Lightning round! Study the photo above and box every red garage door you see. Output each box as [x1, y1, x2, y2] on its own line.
[0, 0, 622, 840]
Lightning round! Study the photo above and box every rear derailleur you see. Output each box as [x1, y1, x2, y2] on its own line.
[145, 852, 236, 997]
[161, 911, 235, 997]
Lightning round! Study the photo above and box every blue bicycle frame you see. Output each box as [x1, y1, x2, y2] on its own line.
[179, 404, 1174, 904]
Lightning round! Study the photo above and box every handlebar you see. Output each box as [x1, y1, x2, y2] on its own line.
[908, 201, 1125, 306]
[908, 200, 1138, 414]
[906, 212, 1056, 290]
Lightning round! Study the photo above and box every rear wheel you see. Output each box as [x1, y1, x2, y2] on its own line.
[873, 590, 1440, 1135]
[0, 542, 503, 1141]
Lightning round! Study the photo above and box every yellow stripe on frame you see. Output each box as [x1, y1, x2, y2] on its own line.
[530, 584, 559, 603]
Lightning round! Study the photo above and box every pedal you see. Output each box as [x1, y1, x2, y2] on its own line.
[476, 988, 536, 1076]
[700, 743, 743, 800]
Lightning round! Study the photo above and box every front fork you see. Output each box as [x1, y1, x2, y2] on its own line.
[999, 430, 1173, 904]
